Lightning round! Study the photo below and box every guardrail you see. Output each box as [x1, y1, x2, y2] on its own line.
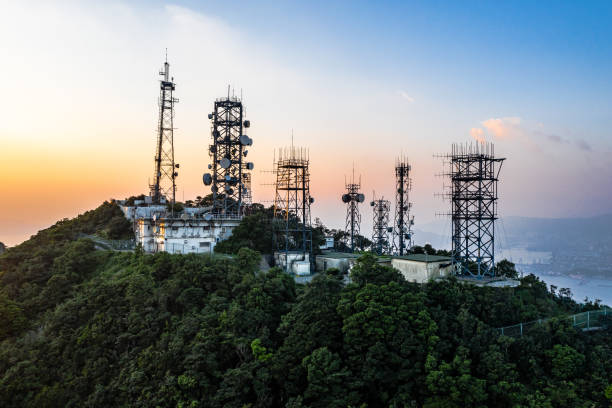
[498, 307, 611, 337]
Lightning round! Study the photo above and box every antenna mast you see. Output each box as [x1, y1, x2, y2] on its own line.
[150, 55, 179, 205]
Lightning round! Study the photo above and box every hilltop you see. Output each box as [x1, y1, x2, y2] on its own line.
[0, 201, 611, 407]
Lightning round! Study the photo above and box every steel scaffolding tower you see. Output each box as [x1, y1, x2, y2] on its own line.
[392, 157, 414, 256]
[273, 146, 313, 268]
[371, 195, 391, 255]
[442, 142, 505, 277]
[203, 91, 253, 217]
[150, 57, 179, 204]
[342, 172, 364, 252]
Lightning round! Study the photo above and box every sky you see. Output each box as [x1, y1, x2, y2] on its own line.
[1, 0, 612, 246]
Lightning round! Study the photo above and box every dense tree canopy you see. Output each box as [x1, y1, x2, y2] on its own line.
[0, 202, 610, 407]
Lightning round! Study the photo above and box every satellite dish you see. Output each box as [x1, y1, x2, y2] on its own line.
[225, 174, 232, 181]
[208, 113, 213, 120]
[342, 194, 351, 203]
[175, 163, 180, 168]
[225, 187, 234, 195]
[243, 120, 250, 128]
[357, 193, 365, 203]
[243, 150, 248, 157]
[246, 162, 254, 170]
[220, 158, 231, 169]
[213, 130, 220, 137]
[208, 164, 212, 169]
[209, 146, 216, 154]
[370, 201, 375, 206]
[204, 213, 213, 221]
[211, 185, 218, 193]
[309, 197, 315, 204]
[240, 135, 252, 146]
[387, 227, 393, 232]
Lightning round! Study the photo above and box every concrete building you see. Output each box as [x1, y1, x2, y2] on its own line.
[315, 251, 361, 274]
[119, 201, 240, 254]
[274, 251, 312, 276]
[391, 254, 454, 283]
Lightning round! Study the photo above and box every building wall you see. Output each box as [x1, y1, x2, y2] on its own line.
[275, 252, 311, 275]
[391, 259, 454, 283]
[315, 256, 356, 274]
[136, 217, 240, 254]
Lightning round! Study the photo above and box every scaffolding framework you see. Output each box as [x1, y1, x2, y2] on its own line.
[342, 173, 363, 252]
[273, 146, 313, 268]
[392, 157, 414, 255]
[203, 93, 253, 217]
[442, 142, 505, 277]
[371, 196, 391, 255]
[150, 58, 179, 204]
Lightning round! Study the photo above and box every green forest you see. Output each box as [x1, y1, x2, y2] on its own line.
[0, 201, 611, 407]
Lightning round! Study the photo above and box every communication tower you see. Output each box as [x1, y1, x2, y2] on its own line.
[202, 89, 253, 217]
[441, 142, 505, 277]
[342, 170, 364, 252]
[150, 56, 179, 204]
[371, 194, 391, 255]
[392, 157, 414, 255]
[273, 145, 314, 271]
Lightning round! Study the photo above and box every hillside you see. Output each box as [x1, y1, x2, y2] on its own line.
[0, 202, 611, 407]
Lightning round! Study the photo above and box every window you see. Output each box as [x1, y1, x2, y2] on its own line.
[199, 242, 210, 248]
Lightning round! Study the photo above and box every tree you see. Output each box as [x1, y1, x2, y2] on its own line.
[496, 259, 518, 279]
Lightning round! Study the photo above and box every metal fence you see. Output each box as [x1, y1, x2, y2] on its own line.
[498, 307, 611, 337]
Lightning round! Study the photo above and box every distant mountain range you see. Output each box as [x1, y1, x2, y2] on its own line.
[415, 214, 612, 253]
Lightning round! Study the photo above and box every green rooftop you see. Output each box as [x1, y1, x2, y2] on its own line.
[393, 254, 452, 263]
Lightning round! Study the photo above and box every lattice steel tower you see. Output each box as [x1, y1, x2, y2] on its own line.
[392, 157, 414, 255]
[203, 90, 253, 216]
[273, 146, 313, 266]
[371, 195, 391, 255]
[443, 142, 505, 277]
[342, 171, 364, 252]
[150, 57, 179, 204]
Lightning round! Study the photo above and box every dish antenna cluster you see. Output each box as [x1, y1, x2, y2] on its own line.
[202, 90, 253, 216]
[342, 169, 364, 252]
[150, 56, 179, 206]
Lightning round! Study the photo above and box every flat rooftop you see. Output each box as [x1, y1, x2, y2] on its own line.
[393, 254, 452, 263]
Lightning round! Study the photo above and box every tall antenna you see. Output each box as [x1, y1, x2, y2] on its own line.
[273, 145, 313, 272]
[392, 157, 414, 255]
[371, 192, 391, 255]
[150, 55, 179, 206]
[439, 142, 505, 277]
[342, 168, 364, 252]
[203, 91, 253, 216]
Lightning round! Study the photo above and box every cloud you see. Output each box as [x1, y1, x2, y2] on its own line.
[481, 117, 522, 139]
[396, 90, 414, 103]
[575, 139, 592, 152]
[470, 127, 486, 143]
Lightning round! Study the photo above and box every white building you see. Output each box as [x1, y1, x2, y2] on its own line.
[391, 254, 455, 283]
[119, 201, 240, 254]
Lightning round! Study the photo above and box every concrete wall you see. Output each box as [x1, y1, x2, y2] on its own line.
[274, 252, 311, 275]
[315, 256, 356, 274]
[391, 259, 454, 283]
[136, 217, 240, 254]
